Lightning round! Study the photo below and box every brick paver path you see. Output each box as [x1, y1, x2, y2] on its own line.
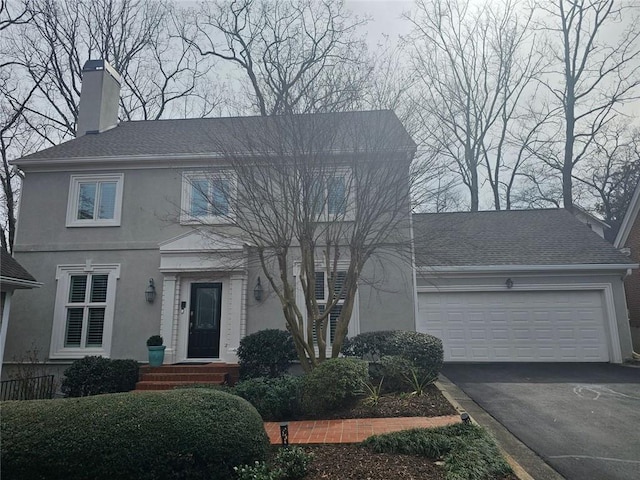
[264, 415, 460, 444]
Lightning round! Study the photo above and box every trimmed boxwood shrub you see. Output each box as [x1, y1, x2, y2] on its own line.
[300, 357, 368, 416]
[234, 375, 304, 421]
[341, 331, 396, 360]
[342, 330, 444, 390]
[1, 389, 269, 480]
[238, 329, 298, 379]
[61, 356, 139, 397]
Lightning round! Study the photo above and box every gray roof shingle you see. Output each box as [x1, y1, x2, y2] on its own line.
[1, 249, 37, 283]
[19, 110, 415, 161]
[413, 209, 632, 267]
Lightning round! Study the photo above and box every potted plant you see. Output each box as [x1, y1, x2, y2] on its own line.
[147, 335, 165, 367]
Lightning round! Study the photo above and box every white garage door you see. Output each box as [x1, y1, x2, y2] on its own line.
[417, 290, 609, 362]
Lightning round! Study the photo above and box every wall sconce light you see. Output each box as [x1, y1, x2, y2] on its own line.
[505, 278, 514, 289]
[254, 277, 263, 302]
[279, 422, 289, 446]
[145, 278, 157, 303]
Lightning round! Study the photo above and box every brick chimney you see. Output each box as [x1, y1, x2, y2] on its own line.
[76, 59, 121, 137]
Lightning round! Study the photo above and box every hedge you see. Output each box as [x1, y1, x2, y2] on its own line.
[300, 357, 368, 416]
[238, 329, 298, 379]
[234, 375, 304, 421]
[61, 356, 139, 397]
[1, 389, 269, 480]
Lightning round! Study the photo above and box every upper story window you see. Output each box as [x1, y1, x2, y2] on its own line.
[311, 172, 352, 219]
[66, 174, 124, 227]
[182, 172, 234, 224]
[50, 262, 120, 359]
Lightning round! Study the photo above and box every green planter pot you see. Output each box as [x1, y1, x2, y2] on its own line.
[148, 345, 166, 367]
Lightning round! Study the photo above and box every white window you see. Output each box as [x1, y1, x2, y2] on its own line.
[295, 265, 359, 350]
[50, 263, 120, 359]
[311, 172, 352, 219]
[66, 174, 124, 227]
[181, 172, 234, 224]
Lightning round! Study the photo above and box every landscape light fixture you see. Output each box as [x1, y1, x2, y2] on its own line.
[280, 422, 289, 446]
[145, 278, 156, 303]
[254, 277, 264, 302]
[505, 278, 514, 289]
[461, 412, 471, 425]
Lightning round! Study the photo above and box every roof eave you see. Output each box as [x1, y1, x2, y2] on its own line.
[614, 180, 640, 248]
[0, 276, 43, 289]
[416, 263, 639, 274]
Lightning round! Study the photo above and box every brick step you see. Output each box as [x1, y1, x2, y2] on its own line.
[135, 380, 227, 391]
[140, 364, 239, 375]
[140, 372, 227, 382]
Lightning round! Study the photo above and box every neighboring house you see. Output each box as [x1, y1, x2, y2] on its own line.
[3, 60, 416, 374]
[614, 180, 640, 352]
[413, 210, 637, 363]
[571, 205, 610, 240]
[1, 248, 41, 378]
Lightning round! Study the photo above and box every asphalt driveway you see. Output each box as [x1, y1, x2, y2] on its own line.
[442, 363, 640, 480]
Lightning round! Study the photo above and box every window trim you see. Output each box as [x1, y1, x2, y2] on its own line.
[66, 174, 124, 227]
[310, 170, 355, 222]
[49, 262, 120, 359]
[181, 171, 236, 225]
[294, 262, 359, 354]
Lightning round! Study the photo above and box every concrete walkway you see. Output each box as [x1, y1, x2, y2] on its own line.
[264, 415, 460, 444]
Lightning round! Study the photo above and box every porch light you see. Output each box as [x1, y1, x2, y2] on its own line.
[505, 278, 514, 289]
[145, 278, 157, 303]
[254, 277, 263, 302]
[280, 422, 289, 446]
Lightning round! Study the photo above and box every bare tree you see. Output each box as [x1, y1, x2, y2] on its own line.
[575, 124, 640, 238]
[405, 0, 539, 211]
[183, 113, 417, 371]
[184, 0, 370, 115]
[0, 0, 32, 31]
[4, 0, 219, 144]
[535, 0, 640, 210]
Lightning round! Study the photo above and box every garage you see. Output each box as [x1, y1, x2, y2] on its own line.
[417, 289, 610, 362]
[412, 209, 637, 363]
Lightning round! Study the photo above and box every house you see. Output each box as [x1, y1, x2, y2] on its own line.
[1, 248, 41, 377]
[571, 205, 610, 240]
[2, 60, 416, 379]
[413, 209, 637, 362]
[614, 180, 640, 352]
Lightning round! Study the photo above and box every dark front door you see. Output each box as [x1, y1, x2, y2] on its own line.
[188, 283, 222, 358]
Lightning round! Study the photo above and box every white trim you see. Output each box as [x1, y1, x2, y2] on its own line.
[49, 262, 120, 359]
[180, 171, 236, 225]
[417, 264, 638, 274]
[293, 262, 360, 355]
[66, 173, 124, 227]
[614, 180, 640, 248]
[0, 277, 43, 289]
[417, 282, 623, 363]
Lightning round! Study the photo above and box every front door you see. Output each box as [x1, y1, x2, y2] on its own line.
[188, 283, 222, 358]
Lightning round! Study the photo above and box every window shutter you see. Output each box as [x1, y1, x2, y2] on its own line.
[64, 308, 84, 347]
[69, 275, 87, 302]
[90, 275, 109, 302]
[86, 308, 105, 347]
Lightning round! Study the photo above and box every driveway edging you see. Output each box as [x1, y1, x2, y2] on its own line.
[436, 376, 565, 480]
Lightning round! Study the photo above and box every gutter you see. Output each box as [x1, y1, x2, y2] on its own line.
[0, 277, 43, 289]
[416, 263, 639, 274]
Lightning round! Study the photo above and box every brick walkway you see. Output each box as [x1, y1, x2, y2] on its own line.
[264, 415, 460, 444]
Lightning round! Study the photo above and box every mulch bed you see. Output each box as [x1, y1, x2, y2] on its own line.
[312, 384, 458, 419]
[283, 386, 519, 479]
[303, 444, 446, 479]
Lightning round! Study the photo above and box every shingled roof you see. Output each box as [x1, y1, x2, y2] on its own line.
[413, 209, 633, 268]
[1, 249, 38, 288]
[17, 110, 415, 162]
